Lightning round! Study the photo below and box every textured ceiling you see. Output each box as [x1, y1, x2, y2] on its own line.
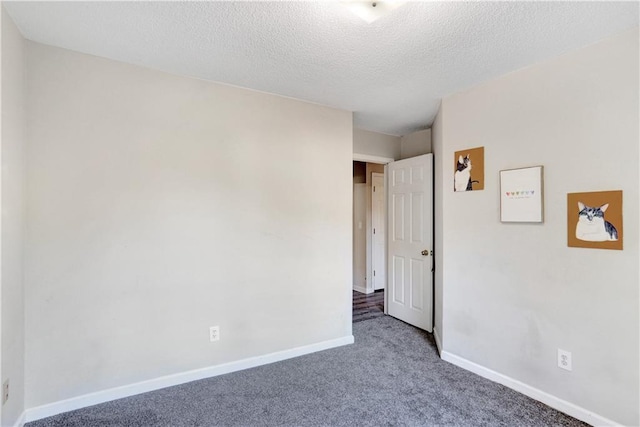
[5, 1, 639, 136]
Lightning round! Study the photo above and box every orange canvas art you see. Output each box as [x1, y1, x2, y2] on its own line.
[454, 147, 484, 192]
[567, 190, 623, 250]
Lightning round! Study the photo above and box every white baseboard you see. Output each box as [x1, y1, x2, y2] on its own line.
[432, 326, 442, 355]
[25, 335, 354, 424]
[441, 351, 619, 427]
[12, 411, 26, 427]
[353, 285, 373, 294]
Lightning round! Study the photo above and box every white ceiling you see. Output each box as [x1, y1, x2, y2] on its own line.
[5, 1, 639, 136]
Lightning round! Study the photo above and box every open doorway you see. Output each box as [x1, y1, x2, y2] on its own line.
[352, 160, 386, 322]
[351, 154, 434, 330]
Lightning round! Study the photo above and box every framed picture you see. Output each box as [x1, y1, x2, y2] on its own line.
[567, 190, 623, 250]
[500, 166, 543, 223]
[454, 146, 484, 192]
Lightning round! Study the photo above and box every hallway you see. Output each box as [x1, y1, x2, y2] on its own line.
[352, 290, 384, 323]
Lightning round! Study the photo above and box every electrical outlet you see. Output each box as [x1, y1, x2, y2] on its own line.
[209, 326, 220, 342]
[2, 379, 9, 405]
[558, 349, 572, 371]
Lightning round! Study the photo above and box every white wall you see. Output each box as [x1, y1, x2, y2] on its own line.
[364, 163, 384, 295]
[1, 7, 26, 427]
[353, 128, 400, 161]
[400, 129, 431, 160]
[353, 184, 366, 293]
[24, 42, 353, 409]
[437, 29, 639, 425]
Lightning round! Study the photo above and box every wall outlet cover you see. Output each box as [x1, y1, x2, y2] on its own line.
[209, 326, 220, 342]
[558, 349, 572, 371]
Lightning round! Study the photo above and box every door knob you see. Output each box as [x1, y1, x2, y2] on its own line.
[421, 250, 431, 256]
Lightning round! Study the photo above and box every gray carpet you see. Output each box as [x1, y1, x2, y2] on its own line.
[27, 316, 587, 427]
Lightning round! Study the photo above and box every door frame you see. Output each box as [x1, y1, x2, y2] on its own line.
[352, 154, 392, 296]
[351, 153, 435, 332]
[353, 153, 394, 164]
[370, 172, 386, 292]
[383, 164, 389, 313]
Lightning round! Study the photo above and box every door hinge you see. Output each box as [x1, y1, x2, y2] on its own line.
[373, 186, 376, 192]
[373, 270, 376, 277]
[373, 228, 376, 234]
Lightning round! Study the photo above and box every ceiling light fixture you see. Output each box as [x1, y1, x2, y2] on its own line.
[341, 1, 407, 23]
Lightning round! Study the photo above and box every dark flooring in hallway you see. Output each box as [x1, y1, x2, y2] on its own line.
[352, 289, 384, 323]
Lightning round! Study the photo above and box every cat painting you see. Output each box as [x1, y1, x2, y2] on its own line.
[454, 154, 479, 192]
[567, 190, 622, 250]
[575, 202, 618, 242]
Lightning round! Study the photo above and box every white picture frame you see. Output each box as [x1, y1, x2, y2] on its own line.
[500, 166, 544, 223]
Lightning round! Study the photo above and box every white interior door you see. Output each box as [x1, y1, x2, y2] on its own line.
[386, 154, 433, 332]
[371, 173, 386, 291]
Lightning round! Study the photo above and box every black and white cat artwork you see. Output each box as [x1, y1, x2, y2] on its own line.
[454, 155, 479, 192]
[575, 202, 618, 242]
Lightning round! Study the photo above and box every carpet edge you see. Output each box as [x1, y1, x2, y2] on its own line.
[441, 351, 618, 427]
[24, 335, 355, 424]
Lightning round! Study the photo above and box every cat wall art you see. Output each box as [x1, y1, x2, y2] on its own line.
[567, 190, 623, 250]
[453, 146, 484, 192]
[576, 202, 618, 242]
